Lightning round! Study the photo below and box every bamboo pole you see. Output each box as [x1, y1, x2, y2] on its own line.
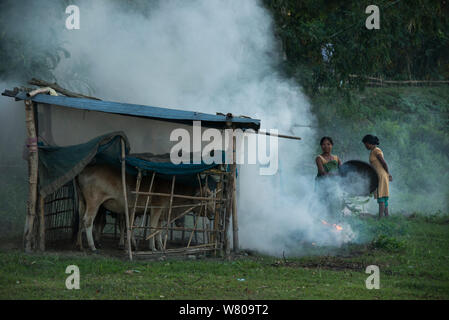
[131, 191, 224, 202]
[24, 100, 38, 252]
[130, 169, 142, 229]
[253, 130, 301, 141]
[28, 78, 102, 100]
[129, 169, 142, 250]
[139, 171, 155, 247]
[223, 169, 232, 255]
[133, 243, 216, 256]
[214, 178, 225, 255]
[187, 213, 200, 248]
[231, 135, 239, 253]
[144, 203, 199, 240]
[120, 138, 132, 261]
[137, 225, 221, 233]
[134, 203, 203, 209]
[39, 195, 45, 251]
[163, 175, 176, 250]
[203, 175, 208, 245]
[196, 173, 207, 245]
[348, 74, 449, 86]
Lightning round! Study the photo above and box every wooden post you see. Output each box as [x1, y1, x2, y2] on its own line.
[129, 169, 142, 250]
[120, 138, 132, 261]
[24, 100, 39, 252]
[163, 175, 176, 250]
[187, 212, 200, 248]
[130, 170, 142, 230]
[231, 135, 239, 253]
[140, 171, 155, 247]
[196, 173, 206, 245]
[214, 177, 224, 255]
[203, 175, 208, 245]
[39, 195, 45, 251]
[223, 174, 232, 256]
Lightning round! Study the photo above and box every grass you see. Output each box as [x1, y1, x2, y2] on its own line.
[1, 213, 448, 300]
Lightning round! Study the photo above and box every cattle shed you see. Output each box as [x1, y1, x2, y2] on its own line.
[2, 87, 261, 260]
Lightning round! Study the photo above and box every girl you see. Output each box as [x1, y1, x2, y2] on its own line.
[362, 134, 392, 218]
[316, 136, 342, 178]
[315, 136, 342, 215]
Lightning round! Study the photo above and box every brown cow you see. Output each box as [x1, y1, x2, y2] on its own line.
[75, 164, 215, 252]
[92, 206, 186, 250]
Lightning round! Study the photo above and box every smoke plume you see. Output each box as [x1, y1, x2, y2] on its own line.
[0, 0, 366, 254]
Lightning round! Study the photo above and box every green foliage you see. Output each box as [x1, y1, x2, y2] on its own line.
[369, 234, 406, 252]
[262, 0, 449, 93]
[408, 211, 449, 225]
[343, 214, 410, 245]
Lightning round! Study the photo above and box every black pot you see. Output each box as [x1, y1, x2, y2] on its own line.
[338, 160, 378, 196]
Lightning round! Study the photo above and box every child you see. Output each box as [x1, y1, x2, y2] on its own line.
[315, 136, 342, 215]
[362, 135, 392, 218]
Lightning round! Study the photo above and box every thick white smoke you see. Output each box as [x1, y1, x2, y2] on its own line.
[2, 0, 356, 254]
[57, 0, 356, 256]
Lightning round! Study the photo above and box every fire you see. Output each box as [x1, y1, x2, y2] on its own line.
[321, 219, 343, 232]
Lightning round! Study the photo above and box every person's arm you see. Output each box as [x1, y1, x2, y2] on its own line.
[316, 156, 327, 176]
[337, 156, 342, 167]
[376, 153, 393, 181]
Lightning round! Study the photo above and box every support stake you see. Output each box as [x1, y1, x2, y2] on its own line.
[24, 100, 38, 253]
[120, 138, 132, 261]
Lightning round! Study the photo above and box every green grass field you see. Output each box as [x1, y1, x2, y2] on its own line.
[1, 213, 448, 300]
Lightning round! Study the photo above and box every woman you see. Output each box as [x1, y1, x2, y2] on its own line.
[362, 134, 392, 218]
[315, 136, 342, 215]
[315, 136, 342, 178]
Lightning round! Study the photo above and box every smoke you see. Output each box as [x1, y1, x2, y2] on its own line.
[0, 0, 359, 253]
[54, 0, 356, 256]
[0, 80, 27, 238]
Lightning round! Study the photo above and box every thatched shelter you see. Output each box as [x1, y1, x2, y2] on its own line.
[2, 86, 261, 260]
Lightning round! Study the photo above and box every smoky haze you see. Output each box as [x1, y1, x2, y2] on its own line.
[3, 0, 441, 256]
[54, 0, 334, 256]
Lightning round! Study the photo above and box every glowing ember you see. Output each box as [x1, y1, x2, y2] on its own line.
[321, 219, 343, 232]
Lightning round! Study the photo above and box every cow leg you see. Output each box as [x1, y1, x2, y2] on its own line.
[130, 216, 137, 249]
[118, 215, 125, 248]
[93, 207, 107, 247]
[116, 214, 138, 249]
[148, 208, 163, 251]
[156, 220, 164, 251]
[133, 215, 141, 251]
[84, 203, 101, 252]
[130, 232, 137, 250]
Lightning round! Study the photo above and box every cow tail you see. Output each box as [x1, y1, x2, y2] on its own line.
[72, 176, 84, 241]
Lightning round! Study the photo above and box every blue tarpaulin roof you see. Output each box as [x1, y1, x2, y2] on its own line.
[10, 91, 261, 130]
[37, 132, 223, 197]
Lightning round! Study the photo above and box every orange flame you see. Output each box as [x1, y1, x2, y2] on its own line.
[321, 219, 343, 232]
